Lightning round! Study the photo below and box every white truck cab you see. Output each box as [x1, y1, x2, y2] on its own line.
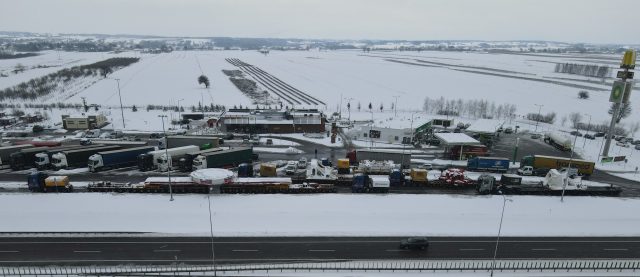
[35, 153, 50, 169]
[50, 152, 68, 169]
[192, 155, 207, 171]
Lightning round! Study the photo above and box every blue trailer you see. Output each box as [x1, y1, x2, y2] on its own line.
[88, 146, 155, 172]
[466, 157, 510, 173]
[389, 169, 404, 186]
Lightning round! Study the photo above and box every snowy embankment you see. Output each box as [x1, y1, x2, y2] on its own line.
[1, 193, 639, 237]
[253, 147, 304, 154]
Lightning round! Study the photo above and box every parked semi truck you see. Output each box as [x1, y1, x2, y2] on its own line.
[160, 135, 220, 149]
[34, 145, 90, 169]
[137, 145, 199, 171]
[466, 157, 510, 172]
[352, 173, 390, 193]
[192, 147, 254, 170]
[518, 155, 595, 177]
[346, 149, 411, 168]
[88, 146, 156, 172]
[51, 145, 121, 169]
[27, 172, 73, 192]
[177, 148, 224, 172]
[544, 132, 572, 151]
[10, 146, 53, 170]
[80, 139, 148, 148]
[0, 144, 33, 168]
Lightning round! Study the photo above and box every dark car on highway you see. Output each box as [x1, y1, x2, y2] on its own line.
[583, 134, 595, 140]
[400, 237, 429, 250]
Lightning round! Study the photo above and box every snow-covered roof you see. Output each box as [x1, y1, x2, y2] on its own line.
[466, 119, 504, 133]
[434, 133, 480, 145]
[144, 177, 194, 183]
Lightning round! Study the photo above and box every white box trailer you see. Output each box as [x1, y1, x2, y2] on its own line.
[138, 145, 199, 171]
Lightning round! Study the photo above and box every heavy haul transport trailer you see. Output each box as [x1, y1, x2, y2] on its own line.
[221, 178, 335, 194]
[0, 144, 33, 168]
[87, 177, 211, 194]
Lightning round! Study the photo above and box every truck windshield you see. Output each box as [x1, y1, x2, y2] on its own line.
[51, 158, 60, 164]
[36, 157, 45, 162]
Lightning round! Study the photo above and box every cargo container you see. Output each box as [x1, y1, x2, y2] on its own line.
[337, 158, 350, 174]
[137, 145, 199, 171]
[0, 144, 33, 168]
[346, 149, 411, 168]
[51, 145, 121, 169]
[260, 163, 277, 177]
[80, 139, 148, 148]
[161, 135, 220, 150]
[192, 147, 254, 170]
[88, 146, 156, 172]
[519, 155, 594, 177]
[544, 132, 572, 151]
[466, 157, 510, 172]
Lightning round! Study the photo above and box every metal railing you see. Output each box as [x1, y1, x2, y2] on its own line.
[1, 259, 639, 276]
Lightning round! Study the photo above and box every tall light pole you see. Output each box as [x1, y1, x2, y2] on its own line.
[490, 194, 511, 277]
[177, 98, 184, 127]
[582, 113, 592, 150]
[114, 78, 126, 129]
[402, 112, 419, 169]
[533, 104, 543, 133]
[344, 97, 354, 122]
[561, 132, 579, 202]
[158, 115, 174, 201]
[392, 95, 400, 117]
[369, 111, 374, 149]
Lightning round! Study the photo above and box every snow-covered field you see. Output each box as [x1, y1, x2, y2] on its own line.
[1, 193, 639, 236]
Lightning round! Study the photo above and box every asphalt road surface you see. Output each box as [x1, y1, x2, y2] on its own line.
[0, 236, 638, 266]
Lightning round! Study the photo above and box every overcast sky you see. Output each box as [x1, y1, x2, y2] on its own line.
[1, 0, 638, 44]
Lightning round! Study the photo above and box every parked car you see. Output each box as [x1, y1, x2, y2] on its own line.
[616, 141, 630, 148]
[399, 237, 429, 250]
[570, 130, 583, 137]
[530, 133, 541, 139]
[583, 134, 595, 140]
[297, 157, 308, 169]
[285, 161, 297, 175]
[497, 127, 504, 132]
[504, 127, 513, 134]
[635, 144, 640, 150]
[266, 138, 273, 145]
[594, 132, 605, 137]
[633, 140, 640, 145]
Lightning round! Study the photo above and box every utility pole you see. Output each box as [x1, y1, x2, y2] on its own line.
[177, 98, 184, 127]
[533, 104, 543, 133]
[392, 95, 400, 117]
[512, 137, 519, 165]
[603, 50, 636, 158]
[582, 113, 592, 150]
[490, 195, 511, 277]
[158, 115, 173, 201]
[115, 78, 126, 129]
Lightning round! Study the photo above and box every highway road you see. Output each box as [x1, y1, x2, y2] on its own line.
[0, 236, 638, 266]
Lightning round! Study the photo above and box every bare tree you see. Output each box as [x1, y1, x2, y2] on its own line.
[569, 112, 582, 129]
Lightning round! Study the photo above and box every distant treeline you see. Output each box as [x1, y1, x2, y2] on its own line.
[554, 63, 610, 78]
[423, 97, 517, 119]
[0, 57, 139, 101]
[0, 52, 39, 60]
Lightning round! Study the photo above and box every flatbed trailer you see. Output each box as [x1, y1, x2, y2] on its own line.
[500, 184, 621, 196]
[87, 177, 211, 194]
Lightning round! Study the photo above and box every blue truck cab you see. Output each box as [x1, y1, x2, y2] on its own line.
[352, 173, 369, 193]
[389, 169, 404, 186]
[27, 172, 48, 192]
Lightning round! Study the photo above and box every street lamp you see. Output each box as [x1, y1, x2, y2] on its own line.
[533, 104, 543, 133]
[490, 194, 512, 277]
[402, 112, 420, 169]
[158, 115, 174, 201]
[344, 97, 354, 122]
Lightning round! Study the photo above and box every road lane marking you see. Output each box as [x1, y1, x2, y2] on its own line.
[0, 251, 19, 253]
[153, 249, 181, 252]
[73, 250, 101, 253]
[603, 248, 628, 251]
[460, 248, 485, 251]
[308, 249, 335, 252]
[231, 249, 258, 252]
[531, 248, 556, 251]
[385, 249, 408, 252]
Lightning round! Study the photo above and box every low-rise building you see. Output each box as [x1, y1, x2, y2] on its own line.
[61, 113, 108, 130]
[221, 109, 325, 133]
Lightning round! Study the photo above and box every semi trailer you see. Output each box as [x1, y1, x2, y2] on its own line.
[50, 145, 121, 169]
[192, 147, 254, 170]
[0, 144, 33, 168]
[137, 145, 199, 171]
[88, 146, 156, 172]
